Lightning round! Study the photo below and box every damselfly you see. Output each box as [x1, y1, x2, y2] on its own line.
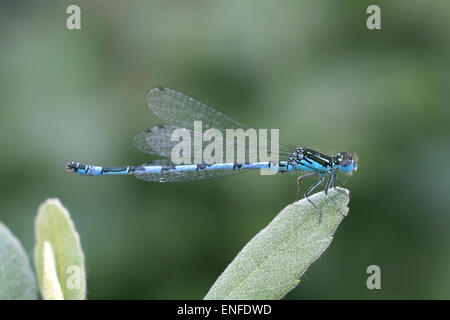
[67, 86, 357, 217]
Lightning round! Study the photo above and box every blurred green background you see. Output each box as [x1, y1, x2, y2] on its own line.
[0, 0, 449, 299]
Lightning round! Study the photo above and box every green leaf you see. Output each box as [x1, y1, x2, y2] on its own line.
[204, 188, 350, 300]
[0, 222, 38, 300]
[34, 198, 86, 300]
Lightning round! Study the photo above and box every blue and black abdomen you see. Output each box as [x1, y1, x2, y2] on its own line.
[66, 160, 293, 182]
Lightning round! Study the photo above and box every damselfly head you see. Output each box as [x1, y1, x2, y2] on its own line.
[335, 152, 357, 175]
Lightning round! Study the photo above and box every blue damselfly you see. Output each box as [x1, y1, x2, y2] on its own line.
[67, 86, 357, 217]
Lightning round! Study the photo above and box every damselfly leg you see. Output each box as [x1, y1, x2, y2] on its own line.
[296, 173, 317, 201]
[297, 172, 349, 220]
[333, 174, 350, 199]
[302, 174, 325, 221]
[324, 174, 345, 216]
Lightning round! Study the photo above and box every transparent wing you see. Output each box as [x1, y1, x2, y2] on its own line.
[133, 124, 292, 162]
[136, 86, 297, 161]
[133, 125, 179, 157]
[133, 159, 248, 183]
[147, 86, 248, 131]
